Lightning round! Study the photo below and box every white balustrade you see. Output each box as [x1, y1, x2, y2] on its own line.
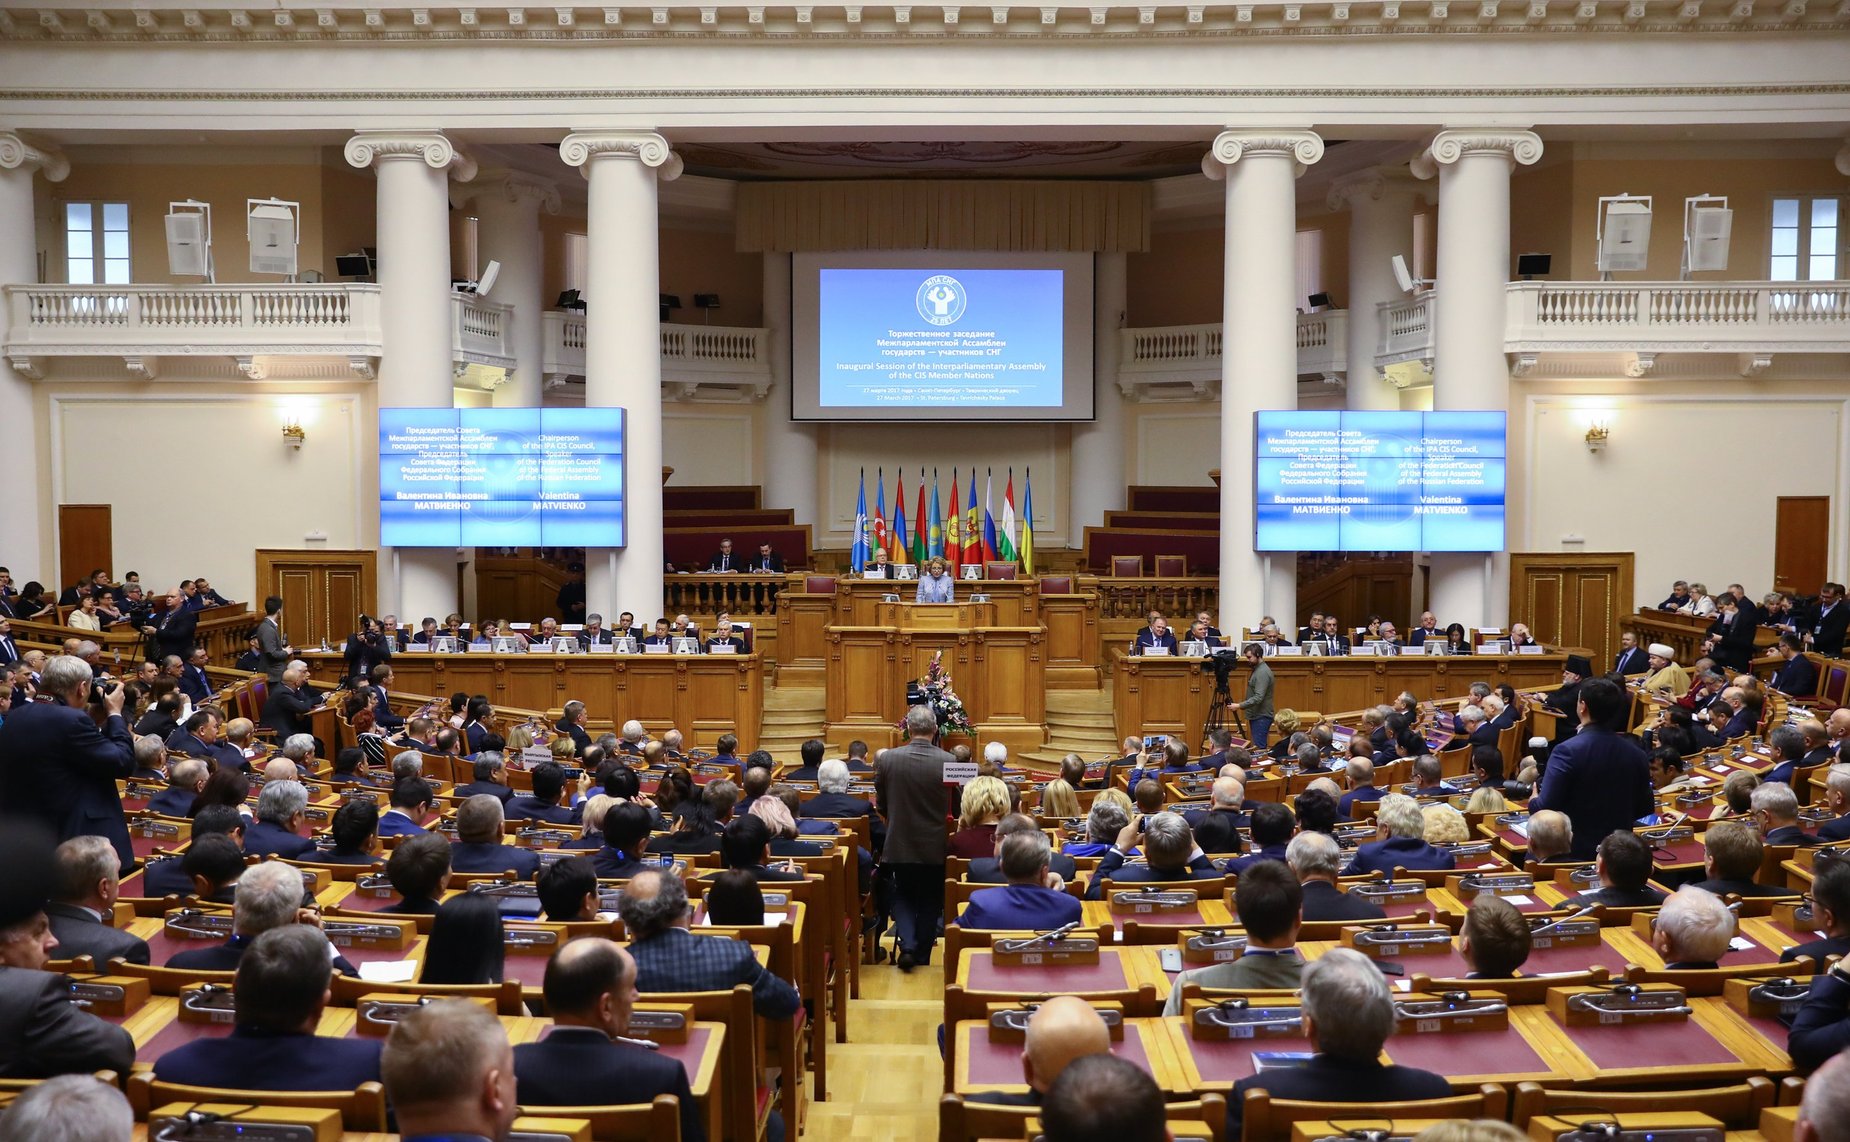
[1375, 292, 1436, 363]
[449, 291, 514, 369]
[1505, 281, 1850, 353]
[542, 312, 771, 399]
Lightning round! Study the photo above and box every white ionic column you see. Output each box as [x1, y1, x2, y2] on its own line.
[1206, 130, 1324, 631]
[561, 131, 680, 623]
[1328, 168, 1424, 413]
[470, 171, 558, 408]
[760, 252, 819, 529]
[1069, 251, 1128, 536]
[1413, 129, 1542, 629]
[0, 133, 65, 583]
[346, 131, 476, 623]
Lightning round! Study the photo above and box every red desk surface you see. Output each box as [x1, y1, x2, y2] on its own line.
[1113, 910, 1205, 930]
[963, 1023, 1154, 1088]
[147, 929, 416, 970]
[1651, 840, 1708, 868]
[965, 953, 1130, 995]
[1384, 1024, 1552, 1079]
[1179, 1028, 1309, 1084]
[1521, 940, 1632, 976]
[1496, 829, 1529, 850]
[335, 890, 403, 913]
[1720, 931, 1786, 968]
[500, 953, 549, 990]
[1381, 898, 1432, 920]
[1566, 1019, 1739, 1070]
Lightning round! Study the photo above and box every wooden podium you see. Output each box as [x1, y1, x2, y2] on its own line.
[824, 602, 1046, 756]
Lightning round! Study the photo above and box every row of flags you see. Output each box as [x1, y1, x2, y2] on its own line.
[850, 467, 1036, 574]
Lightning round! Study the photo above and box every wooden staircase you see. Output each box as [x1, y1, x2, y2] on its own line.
[758, 684, 827, 762]
[1017, 686, 1120, 773]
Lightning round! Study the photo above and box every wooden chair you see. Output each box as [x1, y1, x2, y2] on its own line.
[105, 958, 235, 995]
[983, 561, 1019, 580]
[1511, 1077, 1775, 1129]
[328, 972, 527, 1015]
[1111, 555, 1144, 578]
[513, 1094, 681, 1142]
[804, 575, 838, 594]
[1154, 554, 1188, 577]
[1625, 957, 1816, 997]
[126, 1073, 389, 1132]
[940, 1092, 1228, 1142]
[1038, 575, 1075, 595]
[1236, 1084, 1507, 1142]
[1407, 966, 1612, 1004]
[636, 983, 765, 1142]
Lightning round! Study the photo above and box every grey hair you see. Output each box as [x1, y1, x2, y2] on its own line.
[817, 759, 851, 794]
[1469, 682, 1492, 700]
[169, 758, 207, 790]
[282, 733, 316, 762]
[1655, 885, 1735, 963]
[1295, 742, 1321, 768]
[39, 655, 93, 697]
[615, 868, 689, 940]
[1211, 778, 1244, 809]
[1305, 776, 1344, 802]
[662, 729, 684, 749]
[1770, 725, 1806, 761]
[1413, 755, 1443, 786]
[1751, 780, 1799, 819]
[75, 641, 101, 659]
[1287, 831, 1343, 878]
[234, 860, 308, 936]
[999, 829, 1053, 881]
[1374, 794, 1425, 839]
[1301, 947, 1397, 1059]
[456, 794, 505, 843]
[1142, 811, 1192, 866]
[621, 719, 646, 743]
[1800, 1049, 1850, 1142]
[563, 700, 585, 720]
[0, 1074, 132, 1142]
[255, 778, 308, 826]
[904, 704, 939, 738]
[54, 836, 121, 903]
[1086, 799, 1130, 842]
[983, 741, 1009, 764]
[1827, 765, 1850, 800]
[1459, 705, 1486, 727]
[1527, 810, 1573, 854]
[132, 734, 167, 771]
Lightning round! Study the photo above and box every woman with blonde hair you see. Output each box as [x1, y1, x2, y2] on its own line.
[569, 793, 616, 850]
[504, 724, 536, 753]
[1095, 786, 1135, 818]
[950, 775, 1010, 858]
[1039, 777, 1081, 819]
[1420, 802, 1470, 844]
[1463, 785, 1509, 815]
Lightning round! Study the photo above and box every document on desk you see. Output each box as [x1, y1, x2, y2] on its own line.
[358, 959, 418, 983]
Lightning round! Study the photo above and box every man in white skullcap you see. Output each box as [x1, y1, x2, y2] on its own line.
[1640, 643, 1690, 698]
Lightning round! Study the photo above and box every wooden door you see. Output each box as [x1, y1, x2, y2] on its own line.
[1774, 496, 1831, 596]
[58, 504, 112, 594]
[1509, 552, 1634, 668]
[253, 550, 376, 652]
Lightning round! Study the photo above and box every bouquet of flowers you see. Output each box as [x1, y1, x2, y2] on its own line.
[901, 649, 974, 734]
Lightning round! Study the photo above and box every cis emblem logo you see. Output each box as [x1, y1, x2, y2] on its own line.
[916, 275, 968, 326]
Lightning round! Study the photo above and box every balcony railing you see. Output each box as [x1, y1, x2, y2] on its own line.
[1375, 292, 1437, 365]
[450, 291, 515, 384]
[543, 312, 774, 402]
[1118, 313, 1342, 400]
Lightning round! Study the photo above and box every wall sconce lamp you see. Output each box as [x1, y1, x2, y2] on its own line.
[282, 419, 306, 450]
[1584, 420, 1610, 453]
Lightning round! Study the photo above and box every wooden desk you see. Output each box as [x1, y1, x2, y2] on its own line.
[1627, 608, 1778, 670]
[824, 618, 1046, 755]
[1080, 899, 1236, 936]
[1111, 650, 1573, 743]
[956, 947, 1172, 1014]
[507, 1013, 729, 1142]
[300, 650, 761, 748]
[952, 1016, 1186, 1095]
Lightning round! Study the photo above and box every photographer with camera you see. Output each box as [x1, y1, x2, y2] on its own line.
[0, 655, 138, 872]
[343, 614, 394, 689]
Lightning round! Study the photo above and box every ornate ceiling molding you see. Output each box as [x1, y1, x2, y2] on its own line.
[343, 131, 477, 181]
[0, 130, 67, 181]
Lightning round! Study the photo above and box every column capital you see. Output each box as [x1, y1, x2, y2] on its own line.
[1326, 166, 1429, 213]
[343, 131, 477, 182]
[1202, 129, 1324, 181]
[1835, 137, 1850, 177]
[0, 132, 68, 182]
[471, 169, 562, 215]
[559, 131, 684, 182]
[1410, 129, 1543, 178]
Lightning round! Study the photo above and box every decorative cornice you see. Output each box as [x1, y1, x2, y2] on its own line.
[1202, 129, 1323, 181]
[0, 131, 67, 182]
[472, 169, 563, 214]
[1326, 166, 1427, 212]
[343, 131, 477, 182]
[1411, 128, 1544, 177]
[559, 131, 683, 181]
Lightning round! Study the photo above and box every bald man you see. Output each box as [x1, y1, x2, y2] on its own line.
[1525, 810, 1576, 865]
[968, 995, 1111, 1108]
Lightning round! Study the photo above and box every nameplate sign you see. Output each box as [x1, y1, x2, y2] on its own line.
[943, 761, 980, 785]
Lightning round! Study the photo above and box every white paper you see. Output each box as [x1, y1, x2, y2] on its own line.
[1500, 894, 1534, 905]
[1508, 823, 1530, 838]
[1394, 978, 1412, 992]
[358, 959, 418, 983]
[1728, 936, 1756, 952]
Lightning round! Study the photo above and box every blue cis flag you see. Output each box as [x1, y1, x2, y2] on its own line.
[851, 469, 870, 573]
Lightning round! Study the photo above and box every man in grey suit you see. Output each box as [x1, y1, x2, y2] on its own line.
[254, 595, 294, 683]
[45, 836, 149, 966]
[875, 705, 954, 971]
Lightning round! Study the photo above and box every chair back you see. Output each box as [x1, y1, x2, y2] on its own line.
[983, 562, 1020, 580]
[514, 1094, 682, 1142]
[1513, 1078, 1772, 1130]
[1238, 1084, 1507, 1142]
[1625, 956, 1815, 997]
[1111, 555, 1144, 578]
[328, 971, 526, 1015]
[1154, 554, 1188, 577]
[105, 957, 236, 995]
[805, 576, 838, 594]
[126, 1073, 389, 1132]
[1038, 575, 1075, 595]
[941, 1091, 1228, 1142]
[1407, 966, 1610, 1004]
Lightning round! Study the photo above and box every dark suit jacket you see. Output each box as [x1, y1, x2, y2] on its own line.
[1343, 837, 1458, 876]
[455, 780, 515, 803]
[1192, 808, 1251, 855]
[591, 848, 652, 879]
[627, 926, 800, 1018]
[1788, 965, 1850, 1072]
[1229, 1055, 1454, 1140]
[1820, 813, 1850, 843]
[555, 718, 593, 755]
[1708, 613, 1758, 671]
[1765, 824, 1821, 848]
[1569, 884, 1667, 909]
[45, 901, 150, 965]
[177, 665, 212, 704]
[150, 607, 198, 663]
[153, 1026, 383, 1091]
[1084, 849, 1220, 900]
[1300, 879, 1387, 922]
[515, 1027, 704, 1142]
[1690, 876, 1798, 899]
[0, 633, 18, 666]
[1719, 707, 1758, 740]
[1337, 785, 1384, 818]
[1774, 655, 1820, 698]
[260, 684, 316, 740]
[167, 934, 358, 976]
[451, 840, 541, 879]
[376, 811, 430, 838]
[1612, 646, 1648, 676]
[967, 853, 1078, 883]
[0, 697, 137, 867]
[506, 796, 578, 825]
[1133, 628, 1180, 655]
[959, 884, 1083, 930]
[146, 785, 199, 818]
[875, 739, 953, 865]
[245, 818, 316, 859]
[801, 792, 872, 819]
[1815, 601, 1849, 657]
[0, 967, 137, 1078]
[255, 615, 290, 682]
[1530, 727, 1653, 858]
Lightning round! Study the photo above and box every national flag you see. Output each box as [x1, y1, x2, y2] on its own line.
[892, 470, 910, 563]
[927, 469, 944, 559]
[997, 469, 1019, 563]
[912, 469, 927, 565]
[964, 469, 982, 566]
[945, 469, 962, 572]
[1020, 467, 1036, 574]
[983, 469, 998, 565]
[851, 469, 870, 574]
[873, 468, 888, 559]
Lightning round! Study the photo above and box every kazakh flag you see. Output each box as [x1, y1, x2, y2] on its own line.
[928, 469, 944, 559]
[851, 469, 870, 574]
[1020, 467, 1036, 574]
[873, 468, 888, 559]
[892, 470, 910, 563]
[997, 469, 1019, 563]
[945, 469, 962, 571]
[912, 470, 928, 565]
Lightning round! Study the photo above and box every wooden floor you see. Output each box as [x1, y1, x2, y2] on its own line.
[807, 958, 947, 1142]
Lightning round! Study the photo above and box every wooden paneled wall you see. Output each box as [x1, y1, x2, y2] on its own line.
[1508, 552, 1634, 667]
[254, 549, 375, 651]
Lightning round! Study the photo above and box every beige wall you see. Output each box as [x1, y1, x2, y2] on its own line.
[1128, 223, 1223, 327]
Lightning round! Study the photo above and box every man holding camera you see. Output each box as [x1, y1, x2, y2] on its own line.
[0, 655, 138, 871]
[344, 615, 393, 689]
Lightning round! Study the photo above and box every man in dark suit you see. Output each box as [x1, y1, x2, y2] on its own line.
[554, 700, 592, 756]
[341, 616, 392, 689]
[1688, 820, 1800, 899]
[253, 596, 293, 683]
[1612, 631, 1648, 677]
[1289, 831, 1387, 922]
[1817, 765, 1850, 844]
[1336, 757, 1385, 818]
[154, 925, 381, 1090]
[1342, 795, 1458, 876]
[1191, 777, 1252, 854]
[1812, 582, 1848, 657]
[167, 861, 359, 975]
[378, 777, 438, 839]
[146, 757, 207, 818]
[715, 814, 805, 883]
[1783, 859, 1850, 968]
[1043, 1055, 1168, 1142]
[968, 814, 1077, 884]
[1567, 830, 1666, 909]
[1704, 594, 1759, 672]
[455, 754, 515, 803]
[782, 738, 828, 784]
[967, 996, 1113, 1109]
[1406, 610, 1442, 648]
[367, 664, 405, 732]
[450, 794, 542, 879]
[176, 648, 213, 704]
[0, 617, 18, 667]
[1773, 634, 1820, 697]
[576, 613, 616, 649]
[0, 655, 137, 870]
[0, 825, 137, 1079]
[244, 779, 317, 859]
[144, 588, 199, 664]
[1542, 654, 1593, 742]
[1226, 947, 1452, 1138]
[957, 830, 1083, 930]
[506, 763, 579, 826]
[703, 619, 747, 655]
[1083, 811, 1222, 900]
[876, 705, 955, 969]
[1763, 725, 1812, 787]
[706, 538, 742, 572]
[515, 938, 705, 1142]
[1132, 614, 1179, 656]
[260, 660, 316, 740]
[1225, 802, 1295, 878]
[1530, 677, 1654, 858]
[45, 835, 150, 966]
[751, 543, 787, 574]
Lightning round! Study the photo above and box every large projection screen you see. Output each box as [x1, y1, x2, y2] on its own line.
[791, 251, 1096, 422]
[1254, 410, 1507, 553]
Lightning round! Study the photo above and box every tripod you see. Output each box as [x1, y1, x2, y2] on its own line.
[1202, 658, 1245, 743]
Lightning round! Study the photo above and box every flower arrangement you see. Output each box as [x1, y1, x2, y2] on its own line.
[901, 649, 974, 734]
